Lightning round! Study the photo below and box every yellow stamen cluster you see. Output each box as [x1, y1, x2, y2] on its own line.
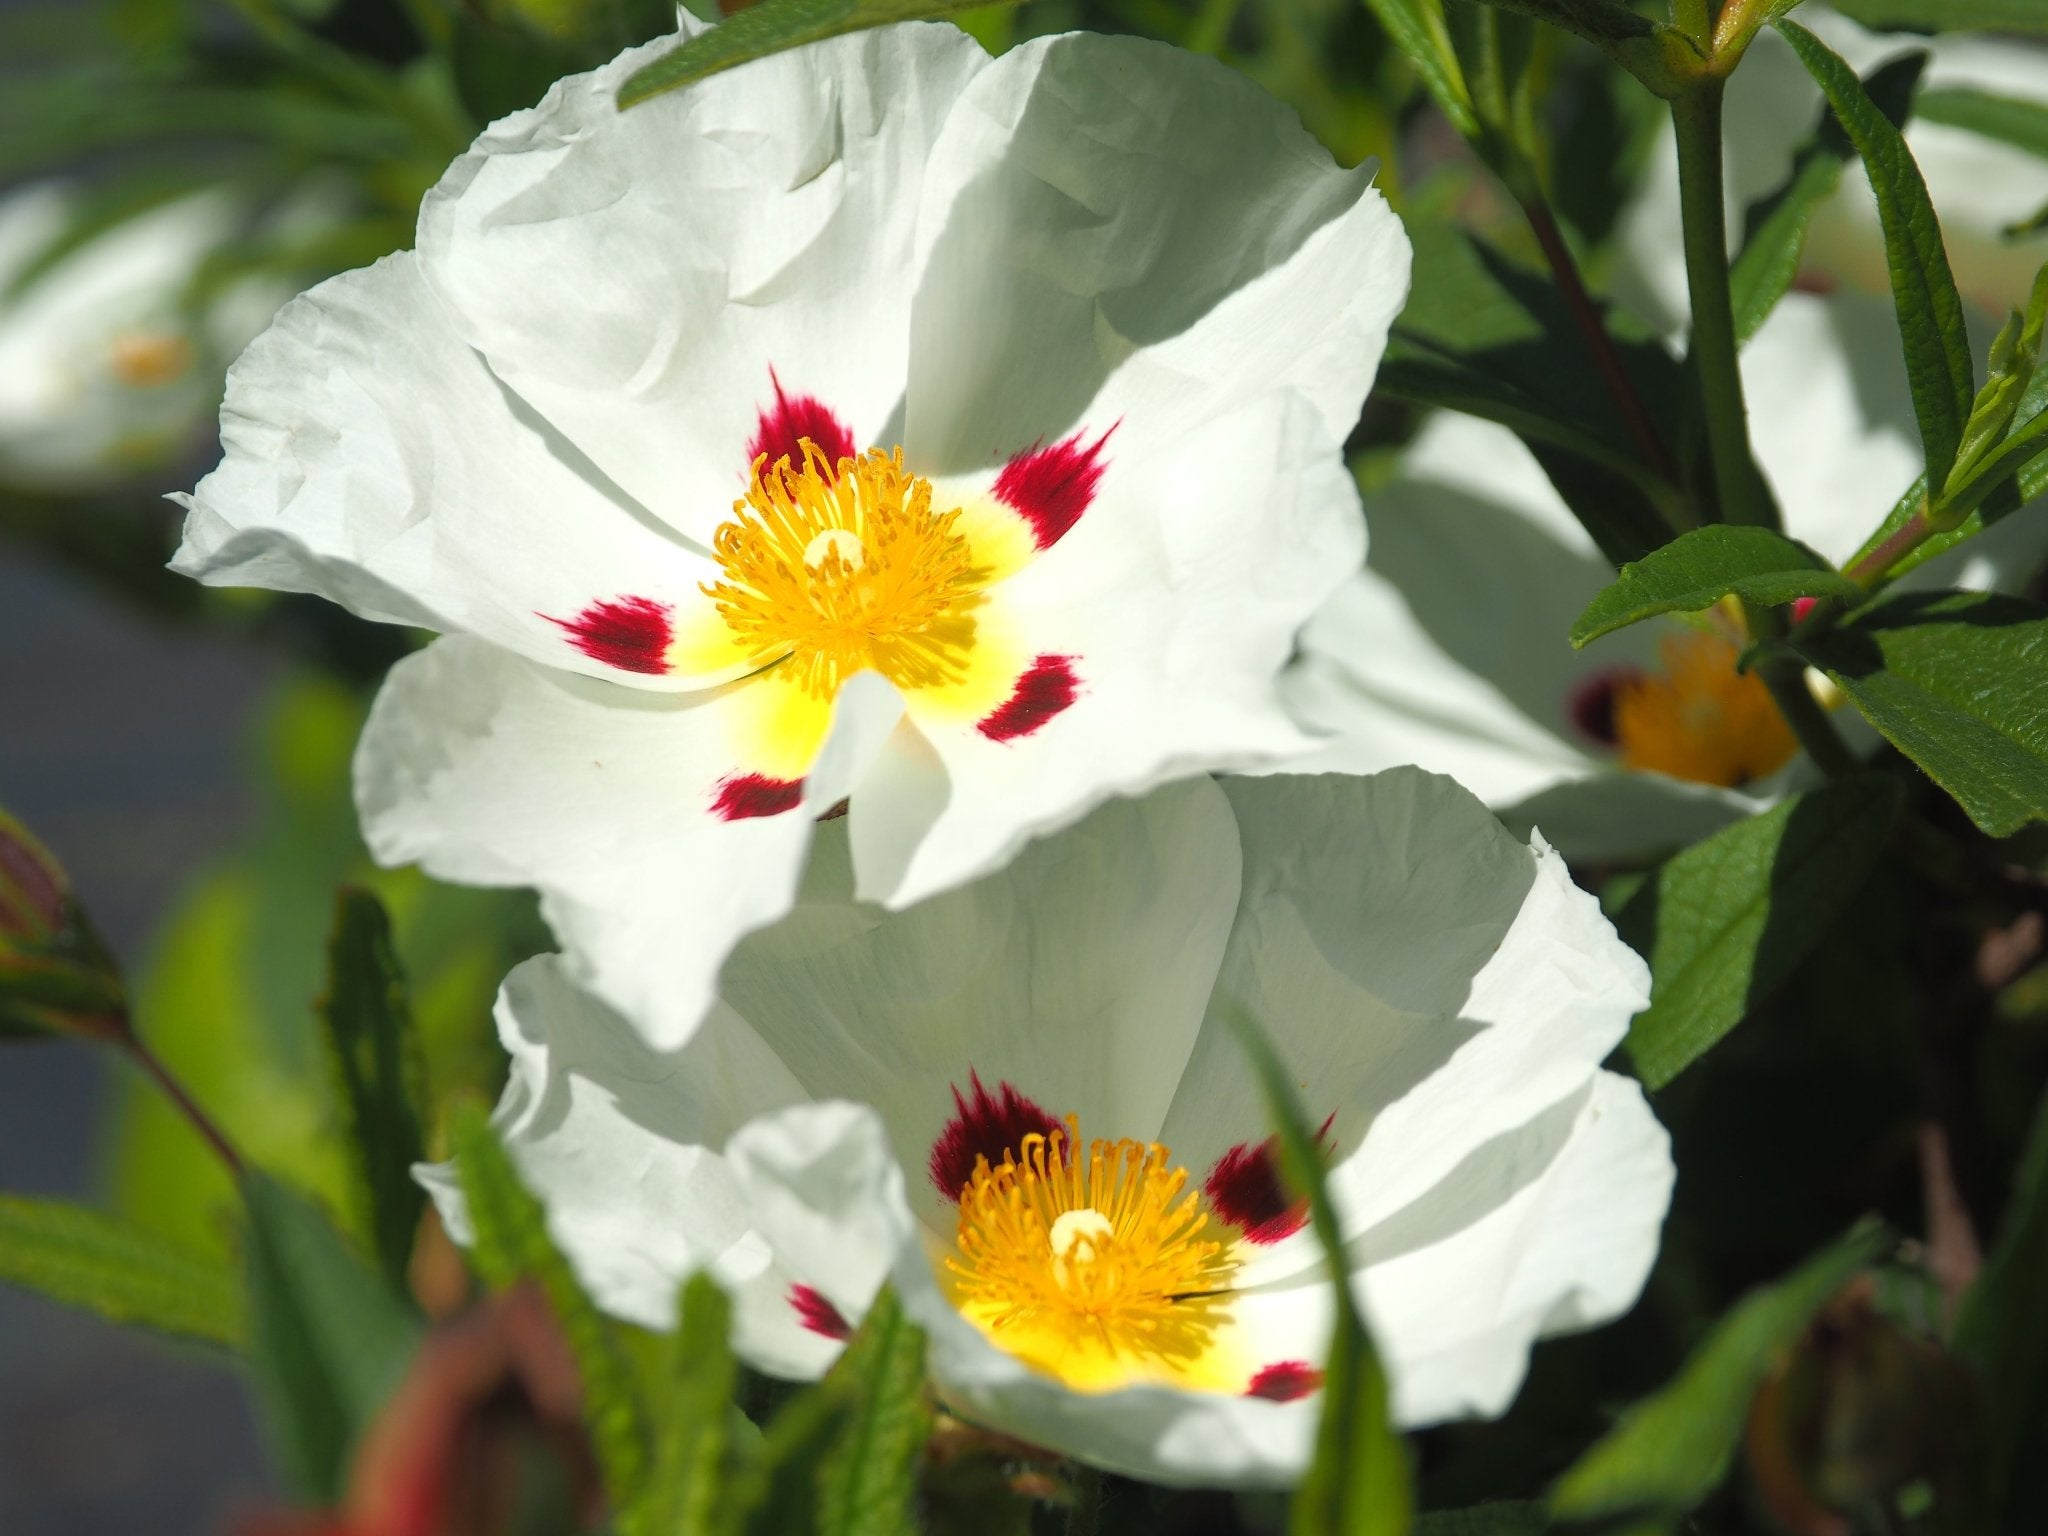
[948, 1117, 1242, 1394]
[1615, 630, 1799, 788]
[704, 441, 986, 697]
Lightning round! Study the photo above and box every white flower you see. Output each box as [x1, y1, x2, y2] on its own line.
[171, 21, 1410, 1049]
[420, 768, 1672, 1486]
[0, 185, 279, 488]
[1283, 290, 2048, 861]
[1615, 6, 2048, 330]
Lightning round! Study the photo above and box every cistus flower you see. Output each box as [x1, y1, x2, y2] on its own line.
[421, 769, 1673, 1485]
[0, 185, 282, 489]
[1616, 5, 2048, 328]
[171, 20, 1410, 1049]
[1284, 289, 2048, 862]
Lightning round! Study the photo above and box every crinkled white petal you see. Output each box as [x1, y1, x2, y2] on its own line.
[356, 636, 902, 1049]
[417, 24, 990, 534]
[172, 253, 726, 684]
[864, 388, 1364, 910]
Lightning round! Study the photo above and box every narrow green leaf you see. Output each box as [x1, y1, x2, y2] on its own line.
[1449, 0, 1694, 97]
[1569, 526, 1862, 648]
[1549, 1220, 1891, 1524]
[1362, 0, 1479, 138]
[1730, 52, 1925, 343]
[1917, 86, 2048, 162]
[815, 1286, 932, 1536]
[617, 0, 1023, 106]
[0, 1194, 243, 1346]
[1832, 0, 2048, 34]
[1779, 19, 1976, 488]
[1788, 590, 2048, 837]
[1621, 775, 1902, 1090]
[1953, 1086, 2048, 1528]
[319, 889, 427, 1295]
[449, 1101, 652, 1511]
[741, 1375, 858, 1536]
[1224, 1005, 1412, 1536]
[241, 1173, 423, 1501]
[636, 1273, 758, 1536]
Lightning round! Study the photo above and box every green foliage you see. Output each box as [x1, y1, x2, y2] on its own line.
[241, 1172, 424, 1501]
[1568, 526, 1861, 647]
[1447, 0, 1694, 98]
[319, 888, 428, 1295]
[617, 0, 1026, 106]
[636, 1275, 757, 1536]
[1829, 0, 2048, 32]
[1952, 1086, 2048, 1528]
[812, 1287, 934, 1536]
[1789, 591, 2048, 838]
[1917, 86, 2048, 162]
[1729, 52, 1924, 344]
[1414, 1506, 1545, 1536]
[1619, 776, 1902, 1089]
[1778, 20, 1975, 491]
[1362, 0, 1478, 136]
[1225, 1006, 1412, 1536]
[0, 1193, 243, 1346]
[1549, 1220, 1891, 1526]
[448, 1100, 654, 1514]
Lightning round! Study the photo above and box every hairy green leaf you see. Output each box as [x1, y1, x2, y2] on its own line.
[0, 1194, 243, 1346]
[1779, 20, 1976, 488]
[1621, 776, 1901, 1089]
[618, 0, 1023, 106]
[1363, 0, 1479, 137]
[1569, 526, 1861, 647]
[636, 1273, 758, 1536]
[1550, 1220, 1891, 1524]
[1730, 52, 1925, 343]
[1225, 1006, 1412, 1536]
[319, 889, 426, 1295]
[815, 1286, 932, 1536]
[1918, 86, 2048, 162]
[242, 1173, 422, 1501]
[1449, 0, 1693, 97]
[449, 1101, 652, 1511]
[1831, 0, 2048, 33]
[1789, 590, 2048, 837]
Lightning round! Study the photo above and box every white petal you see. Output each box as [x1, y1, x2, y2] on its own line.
[865, 389, 1362, 910]
[355, 636, 901, 1049]
[173, 254, 725, 685]
[416, 24, 990, 530]
[903, 31, 1407, 471]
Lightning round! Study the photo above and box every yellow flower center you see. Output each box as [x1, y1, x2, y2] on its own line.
[946, 1117, 1245, 1395]
[109, 330, 194, 388]
[1614, 631, 1799, 788]
[703, 442, 988, 698]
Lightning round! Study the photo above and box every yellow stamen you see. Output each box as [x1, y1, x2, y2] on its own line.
[703, 441, 990, 699]
[1615, 631, 1799, 788]
[109, 330, 194, 388]
[946, 1116, 1245, 1394]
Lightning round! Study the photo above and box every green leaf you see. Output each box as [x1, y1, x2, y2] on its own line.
[617, 0, 1024, 106]
[1223, 1006, 1412, 1536]
[1362, 0, 1479, 137]
[1447, 0, 1694, 97]
[1549, 1220, 1891, 1525]
[1830, 0, 2048, 33]
[1917, 86, 2048, 162]
[1416, 1504, 1547, 1536]
[1569, 526, 1862, 648]
[241, 1172, 423, 1501]
[319, 889, 427, 1295]
[814, 1286, 933, 1536]
[450, 1101, 653, 1512]
[1779, 19, 1976, 489]
[1620, 775, 1902, 1090]
[0, 1194, 243, 1347]
[1730, 52, 1926, 343]
[635, 1273, 759, 1536]
[1953, 1085, 2048, 1528]
[741, 1374, 858, 1536]
[1788, 590, 2048, 837]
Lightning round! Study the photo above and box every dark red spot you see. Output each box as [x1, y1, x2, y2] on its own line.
[789, 1284, 852, 1341]
[928, 1071, 1064, 1201]
[1205, 1117, 1334, 1246]
[748, 368, 856, 476]
[992, 425, 1115, 551]
[1565, 666, 1646, 749]
[1246, 1361, 1323, 1401]
[544, 596, 673, 675]
[978, 654, 1079, 742]
[711, 773, 805, 821]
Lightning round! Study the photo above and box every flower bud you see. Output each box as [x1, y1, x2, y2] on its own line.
[0, 809, 127, 1042]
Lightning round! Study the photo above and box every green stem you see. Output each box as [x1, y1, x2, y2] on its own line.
[1846, 504, 1937, 587]
[1747, 603, 1861, 778]
[1672, 83, 1778, 528]
[126, 1033, 244, 1175]
[1064, 1463, 1104, 1536]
